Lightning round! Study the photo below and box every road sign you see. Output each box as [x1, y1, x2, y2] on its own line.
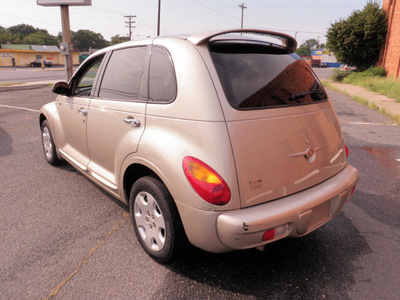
[37, 0, 91, 6]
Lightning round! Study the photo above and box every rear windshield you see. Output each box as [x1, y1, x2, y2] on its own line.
[209, 41, 327, 110]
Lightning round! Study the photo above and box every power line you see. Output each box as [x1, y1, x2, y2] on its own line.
[191, 0, 239, 21]
[124, 15, 136, 40]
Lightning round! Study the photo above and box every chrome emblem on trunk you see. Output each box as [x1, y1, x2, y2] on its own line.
[289, 146, 324, 159]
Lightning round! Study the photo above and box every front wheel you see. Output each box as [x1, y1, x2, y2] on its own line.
[129, 176, 185, 263]
[41, 120, 62, 165]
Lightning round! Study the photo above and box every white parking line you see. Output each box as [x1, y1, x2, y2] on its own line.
[0, 104, 40, 113]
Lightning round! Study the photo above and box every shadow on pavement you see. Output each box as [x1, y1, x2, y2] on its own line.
[157, 213, 371, 299]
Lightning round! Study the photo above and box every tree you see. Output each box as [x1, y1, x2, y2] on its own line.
[296, 46, 312, 56]
[0, 27, 15, 44]
[71, 30, 110, 51]
[326, 1, 387, 71]
[8, 24, 40, 40]
[295, 39, 325, 56]
[110, 34, 130, 45]
[23, 31, 58, 46]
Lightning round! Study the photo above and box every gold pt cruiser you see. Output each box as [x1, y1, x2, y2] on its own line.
[40, 29, 359, 262]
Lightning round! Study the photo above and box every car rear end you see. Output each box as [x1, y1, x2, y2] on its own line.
[188, 30, 359, 251]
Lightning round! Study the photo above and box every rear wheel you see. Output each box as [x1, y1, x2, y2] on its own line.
[41, 120, 62, 165]
[129, 176, 185, 263]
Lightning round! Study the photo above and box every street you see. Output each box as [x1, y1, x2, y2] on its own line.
[0, 83, 399, 299]
[0, 68, 66, 83]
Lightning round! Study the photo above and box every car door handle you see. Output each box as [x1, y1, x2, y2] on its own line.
[77, 108, 88, 116]
[123, 118, 141, 127]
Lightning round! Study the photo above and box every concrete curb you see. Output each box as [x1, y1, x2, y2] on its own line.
[0, 84, 48, 92]
[0, 80, 58, 92]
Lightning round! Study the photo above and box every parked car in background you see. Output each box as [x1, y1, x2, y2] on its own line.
[39, 29, 359, 263]
[30, 59, 52, 67]
[320, 63, 328, 68]
[311, 59, 321, 68]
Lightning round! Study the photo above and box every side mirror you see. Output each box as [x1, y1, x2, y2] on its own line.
[52, 81, 70, 95]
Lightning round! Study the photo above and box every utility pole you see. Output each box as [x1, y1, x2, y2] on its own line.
[238, 3, 247, 29]
[124, 15, 136, 40]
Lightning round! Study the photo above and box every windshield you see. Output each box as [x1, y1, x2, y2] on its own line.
[209, 41, 327, 110]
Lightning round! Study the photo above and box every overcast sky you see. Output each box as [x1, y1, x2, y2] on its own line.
[1, 0, 371, 44]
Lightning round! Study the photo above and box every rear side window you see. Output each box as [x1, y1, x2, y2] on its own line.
[149, 46, 177, 103]
[210, 42, 327, 110]
[99, 46, 147, 101]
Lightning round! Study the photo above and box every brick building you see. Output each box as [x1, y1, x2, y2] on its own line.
[379, 0, 400, 77]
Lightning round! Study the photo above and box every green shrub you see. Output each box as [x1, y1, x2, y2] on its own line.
[331, 69, 352, 82]
[363, 66, 386, 77]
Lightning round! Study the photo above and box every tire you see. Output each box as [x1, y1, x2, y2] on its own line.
[129, 176, 185, 263]
[41, 120, 62, 165]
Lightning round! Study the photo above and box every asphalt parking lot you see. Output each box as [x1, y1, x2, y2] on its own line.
[1, 85, 399, 299]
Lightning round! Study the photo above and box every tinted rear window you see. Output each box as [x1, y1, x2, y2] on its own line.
[210, 42, 327, 110]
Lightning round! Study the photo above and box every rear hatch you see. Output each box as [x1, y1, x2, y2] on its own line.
[210, 41, 348, 208]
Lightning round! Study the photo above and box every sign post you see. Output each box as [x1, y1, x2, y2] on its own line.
[37, 0, 92, 81]
[60, 5, 73, 80]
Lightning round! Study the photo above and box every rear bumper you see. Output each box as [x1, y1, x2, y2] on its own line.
[216, 164, 359, 250]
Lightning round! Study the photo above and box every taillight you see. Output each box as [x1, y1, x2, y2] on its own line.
[183, 156, 231, 205]
[345, 144, 350, 158]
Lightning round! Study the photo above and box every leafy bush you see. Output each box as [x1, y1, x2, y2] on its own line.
[363, 66, 386, 77]
[343, 67, 386, 83]
[331, 69, 352, 82]
[326, 2, 387, 71]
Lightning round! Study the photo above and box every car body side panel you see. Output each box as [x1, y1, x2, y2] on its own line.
[126, 113, 240, 211]
[53, 94, 91, 169]
[86, 99, 146, 192]
[40, 101, 58, 130]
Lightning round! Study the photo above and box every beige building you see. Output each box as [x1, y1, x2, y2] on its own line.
[0, 44, 80, 67]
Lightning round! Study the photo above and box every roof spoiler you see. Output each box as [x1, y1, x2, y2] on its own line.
[188, 29, 297, 52]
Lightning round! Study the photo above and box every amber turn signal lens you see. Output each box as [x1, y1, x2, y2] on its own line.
[183, 156, 231, 205]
